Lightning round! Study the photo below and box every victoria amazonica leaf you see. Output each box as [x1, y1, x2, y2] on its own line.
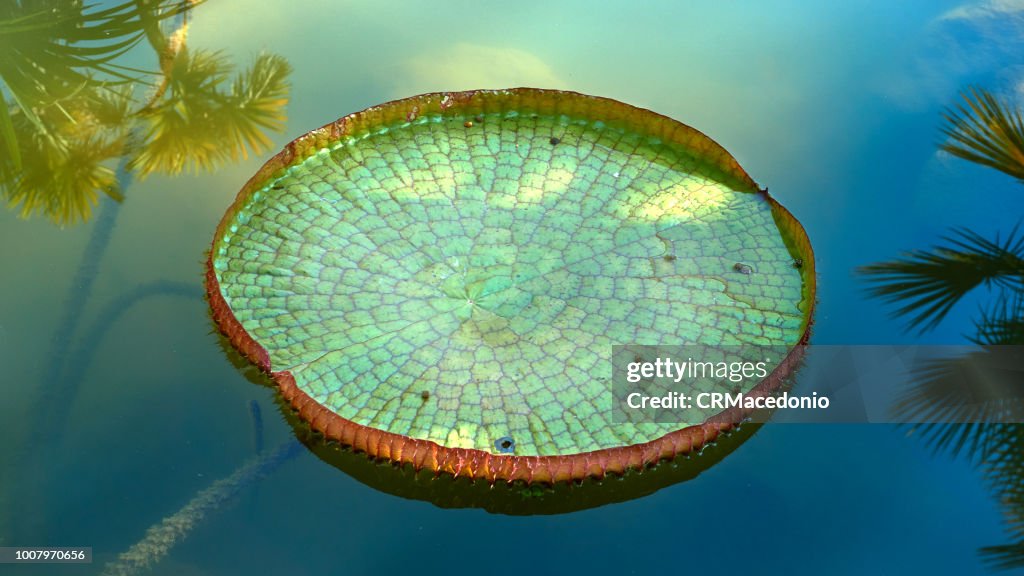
[207, 89, 816, 483]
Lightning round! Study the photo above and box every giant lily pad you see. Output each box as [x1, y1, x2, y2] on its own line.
[207, 89, 815, 483]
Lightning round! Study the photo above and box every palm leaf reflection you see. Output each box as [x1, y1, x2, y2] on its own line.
[859, 226, 1024, 333]
[941, 87, 1024, 183]
[978, 424, 1024, 571]
[130, 49, 292, 177]
[924, 299, 1024, 571]
[896, 345, 1024, 456]
[0, 1, 197, 163]
[0, 0, 293, 225]
[861, 86, 1024, 570]
[4, 83, 132, 224]
[974, 294, 1024, 347]
[882, 271, 1024, 574]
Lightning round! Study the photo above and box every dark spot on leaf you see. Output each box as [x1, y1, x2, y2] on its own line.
[420, 390, 430, 401]
[474, 114, 484, 123]
[549, 136, 560, 145]
[733, 262, 752, 275]
[793, 258, 803, 269]
[272, 184, 284, 190]
[663, 254, 676, 261]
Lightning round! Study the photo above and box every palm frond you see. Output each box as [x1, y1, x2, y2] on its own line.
[979, 424, 1024, 570]
[165, 47, 234, 92]
[5, 130, 125, 225]
[0, 0, 202, 152]
[906, 422, 994, 462]
[893, 345, 1024, 459]
[218, 53, 292, 160]
[1, 81, 131, 225]
[131, 49, 292, 178]
[84, 83, 133, 130]
[981, 542, 1024, 571]
[0, 93, 19, 175]
[129, 48, 233, 176]
[128, 101, 230, 177]
[1, 1, 293, 225]
[973, 293, 1024, 345]
[941, 87, 1024, 182]
[901, 410, 1024, 571]
[890, 84, 1024, 572]
[0, 0, 198, 89]
[893, 346, 1024, 570]
[859, 226, 1024, 332]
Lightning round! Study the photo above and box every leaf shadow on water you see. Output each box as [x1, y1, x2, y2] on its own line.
[213, 329, 796, 516]
[859, 87, 1024, 571]
[207, 316, 806, 521]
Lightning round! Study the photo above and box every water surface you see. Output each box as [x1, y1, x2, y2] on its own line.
[2, 1, 1022, 574]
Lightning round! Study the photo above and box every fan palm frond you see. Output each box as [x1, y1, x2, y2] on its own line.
[981, 542, 1024, 571]
[5, 128, 125, 225]
[1, 2, 292, 224]
[874, 84, 1024, 572]
[978, 424, 1024, 570]
[130, 49, 292, 177]
[1, 80, 135, 224]
[0, 1, 202, 165]
[897, 365, 1024, 571]
[893, 345, 1024, 459]
[218, 53, 293, 160]
[859, 226, 1024, 332]
[941, 87, 1024, 182]
[974, 293, 1024, 345]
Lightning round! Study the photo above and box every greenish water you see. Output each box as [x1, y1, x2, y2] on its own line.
[2, 0, 1023, 574]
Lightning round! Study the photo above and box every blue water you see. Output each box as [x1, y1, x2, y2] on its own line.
[2, 0, 1022, 574]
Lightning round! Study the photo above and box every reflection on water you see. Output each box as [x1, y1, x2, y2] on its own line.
[213, 335, 770, 515]
[302, 422, 763, 515]
[861, 87, 1024, 570]
[0, 0, 292, 225]
[98, 439, 302, 576]
[2, 0, 295, 571]
[3, 0, 1024, 574]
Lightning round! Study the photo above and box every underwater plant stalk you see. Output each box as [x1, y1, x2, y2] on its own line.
[30, 0, 193, 458]
[11, 279, 202, 542]
[48, 280, 201, 433]
[12, 155, 136, 542]
[99, 439, 302, 576]
[41, 194, 123, 396]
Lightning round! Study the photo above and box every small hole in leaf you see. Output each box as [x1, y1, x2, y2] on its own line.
[495, 436, 515, 453]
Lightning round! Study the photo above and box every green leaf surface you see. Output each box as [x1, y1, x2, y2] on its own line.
[210, 90, 814, 458]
